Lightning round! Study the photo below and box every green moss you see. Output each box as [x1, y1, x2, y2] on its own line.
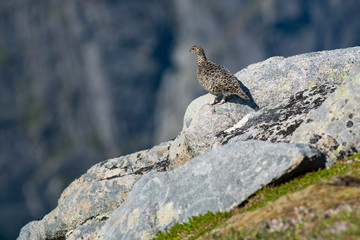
[153, 153, 360, 240]
[346, 152, 360, 161]
[240, 159, 357, 213]
[154, 211, 232, 240]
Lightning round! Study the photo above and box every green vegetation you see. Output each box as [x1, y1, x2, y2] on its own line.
[155, 211, 232, 240]
[213, 207, 360, 240]
[153, 153, 360, 240]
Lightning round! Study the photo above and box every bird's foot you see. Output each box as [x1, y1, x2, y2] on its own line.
[209, 96, 218, 105]
[219, 96, 226, 104]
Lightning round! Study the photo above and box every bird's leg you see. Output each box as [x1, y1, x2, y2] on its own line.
[209, 95, 219, 105]
[219, 95, 227, 104]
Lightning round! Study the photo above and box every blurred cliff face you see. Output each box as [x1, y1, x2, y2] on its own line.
[1, 0, 360, 239]
[0, 0, 174, 239]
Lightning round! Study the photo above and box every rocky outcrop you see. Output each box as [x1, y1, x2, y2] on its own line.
[291, 71, 360, 164]
[219, 83, 337, 144]
[102, 67, 360, 240]
[233, 47, 358, 108]
[168, 94, 257, 168]
[103, 141, 324, 240]
[217, 62, 360, 166]
[18, 47, 360, 239]
[172, 47, 360, 167]
[18, 142, 171, 240]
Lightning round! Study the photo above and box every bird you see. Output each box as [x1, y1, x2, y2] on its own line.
[189, 45, 249, 105]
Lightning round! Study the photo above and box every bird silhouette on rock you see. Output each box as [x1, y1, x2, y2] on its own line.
[190, 45, 249, 105]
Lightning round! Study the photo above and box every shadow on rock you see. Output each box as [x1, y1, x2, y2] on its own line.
[219, 80, 260, 110]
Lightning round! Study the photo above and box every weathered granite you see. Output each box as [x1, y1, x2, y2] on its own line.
[65, 215, 106, 240]
[291, 70, 360, 165]
[17, 141, 171, 240]
[103, 140, 325, 240]
[168, 132, 194, 169]
[218, 69, 360, 167]
[218, 83, 338, 145]
[235, 46, 360, 109]
[173, 47, 360, 166]
[179, 93, 256, 155]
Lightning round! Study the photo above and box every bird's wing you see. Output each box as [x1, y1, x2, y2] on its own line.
[206, 61, 249, 99]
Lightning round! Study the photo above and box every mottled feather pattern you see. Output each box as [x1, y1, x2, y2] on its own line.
[190, 45, 249, 104]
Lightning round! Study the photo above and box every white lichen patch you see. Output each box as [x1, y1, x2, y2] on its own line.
[141, 231, 154, 240]
[194, 161, 212, 176]
[156, 202, 179, 227]
[128, 208, 139, 227]
[225, 113, 251, 133]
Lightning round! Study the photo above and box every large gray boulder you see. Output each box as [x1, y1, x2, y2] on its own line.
[235, 47, 360, 109]
[168, 93, 256, 168]
[291, 70, 360, 164]
[171, 47, 360, 167]
[103, 140, 324, 240]
[17, 141, 171, 240]
[172, 94, 256, 160]
[218, 83, 338, 145]
[218, 69, 360, 167]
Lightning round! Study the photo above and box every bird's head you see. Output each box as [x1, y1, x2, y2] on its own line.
[189, 45, 205, 56]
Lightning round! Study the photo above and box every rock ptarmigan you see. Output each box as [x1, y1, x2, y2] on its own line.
[190, 45, 249, 105]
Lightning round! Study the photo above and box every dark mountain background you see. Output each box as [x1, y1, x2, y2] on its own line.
[1, 0, 360, 239]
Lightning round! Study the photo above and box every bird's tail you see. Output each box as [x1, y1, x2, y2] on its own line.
[236, 88, 249, 100]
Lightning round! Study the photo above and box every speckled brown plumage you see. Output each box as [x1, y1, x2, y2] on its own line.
[190, 45, 249, 105]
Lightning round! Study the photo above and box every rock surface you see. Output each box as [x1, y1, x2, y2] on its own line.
[17, 47, 360, 240]
[217, 69, 360, 167]
[173, 47, 360, 166]
[218, 83, 338, 144]
[17, 141, 171, 240]
[103, 140, 324, 240]
[291, 71, 360, 164]
[234, 47, 360, 109]
[178, 94, 256, 154]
